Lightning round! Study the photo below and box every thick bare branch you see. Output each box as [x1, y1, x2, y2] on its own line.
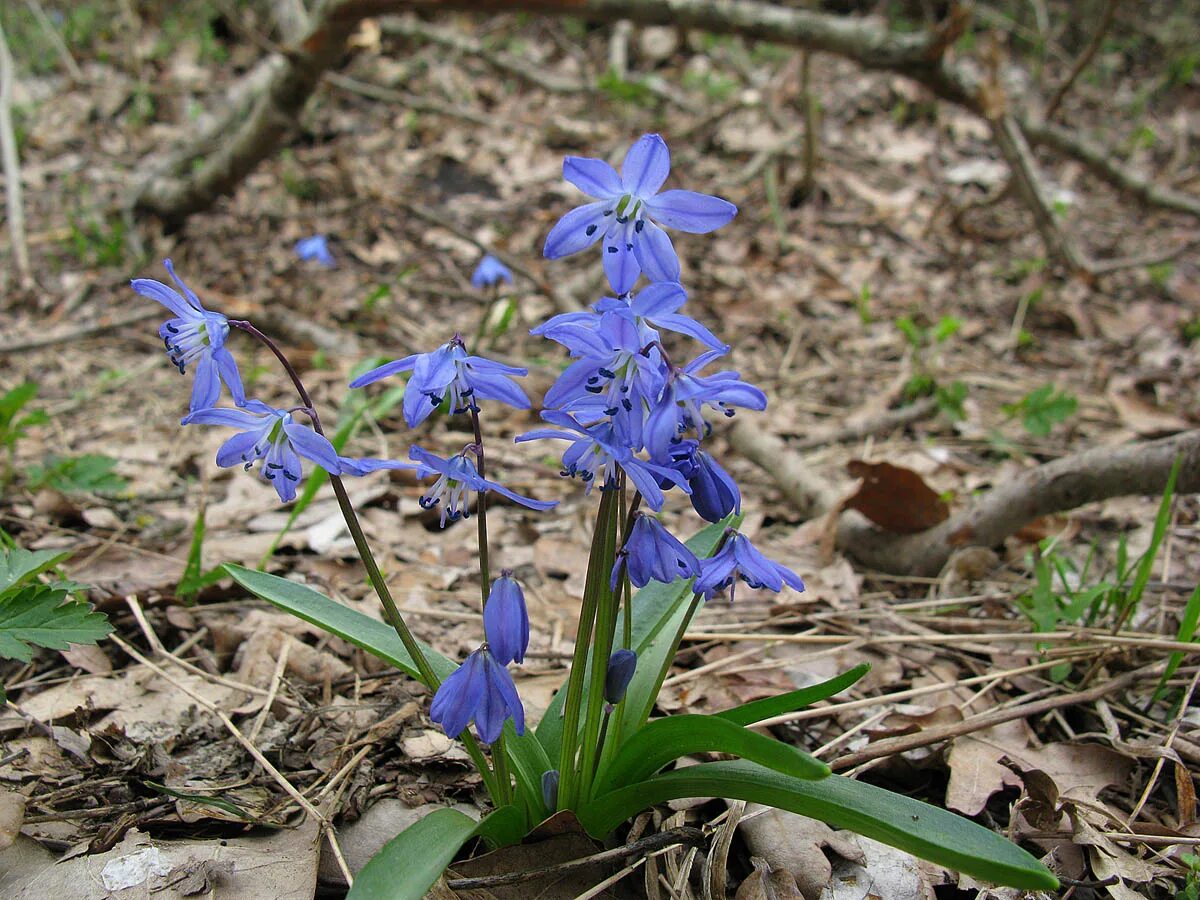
[836, 430, 1200, 576]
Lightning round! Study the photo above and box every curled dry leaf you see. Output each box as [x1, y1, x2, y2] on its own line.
[844, 460, 950, 534]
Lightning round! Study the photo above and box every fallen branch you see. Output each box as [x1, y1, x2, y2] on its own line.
[1042, 0, 1118, 121]
[727, 420, 840, 519]
[0, 308, 159, 355]
[836, 429, 1200, 576]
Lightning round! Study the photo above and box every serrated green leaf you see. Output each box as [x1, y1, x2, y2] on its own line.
[579, 760, 1058, 890]
[713, 663, 870, 726]
[594, 714, 828, 797]
[0, 586, 113, 662]
[0, 546, 72, 594]
[349, 805, 524, 900]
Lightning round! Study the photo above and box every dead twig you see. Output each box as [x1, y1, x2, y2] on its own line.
[21, 0, 83, 81]
[444, 827, 707, 890]
[1042, 0, 1119, 121]
[0, 308, 160, 355]
[829, 664, 1157, 771]
[0, 20, 31, 287]
[325, 71, 493, 125]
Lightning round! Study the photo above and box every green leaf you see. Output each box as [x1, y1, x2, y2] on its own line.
[714, 664, 870, 726]
[1152, 582, 1200, 707]
[579, 760, 1058, 890]
[594, 714, 828, 796]
[0, 586, 113, 662]
[1003, 384, 1077, 437]
[224, 564, 456, 683]
[26, 454, 127, 494]
[225, 565, 553, 823]
[348, 805, 524, 900]
[0, 546, 71, 594]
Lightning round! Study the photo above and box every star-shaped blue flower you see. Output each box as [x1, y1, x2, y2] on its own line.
[543, 133, 737, 294]
[350, 338, 529, 429]
[183, 401, 412, 503]
[410, 446, 557, 527]
[132, 259, 245, 413]
[295, 235, 335, 268]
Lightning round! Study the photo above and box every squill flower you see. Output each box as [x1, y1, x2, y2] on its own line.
[429, 647, 525, 744]
[695, 531, 805, 602]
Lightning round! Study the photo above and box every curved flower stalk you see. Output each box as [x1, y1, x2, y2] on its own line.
[351, 337, 529, 428]
[132, 259, 244, 413]
[544, 133, 738, 293]
[182, 401, 413, 503]
[410, 446, 557, 527]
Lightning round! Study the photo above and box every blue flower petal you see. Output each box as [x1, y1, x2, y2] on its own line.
[189, 354, 221, 412]
[645, 190, 737, 234]
[544, 201, 608, 259]
[602, 221, 641, 295]
[563, 156, 623, 198]
[131, 278, 194, 319]
[632, 220, 680, 283]
[349, 354, 419, 389]
[282, 422, 341, 472]
[629, 282, 687, 318]
[621, 134, 670, 197]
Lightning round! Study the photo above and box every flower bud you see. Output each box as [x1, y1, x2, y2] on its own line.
[604, 649, 638, 705]
[542, 770, 560, 810]
[483, 572, 529, 664]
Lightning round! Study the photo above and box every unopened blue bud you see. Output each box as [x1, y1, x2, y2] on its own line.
[542, 770, 560, 810]
[604, 649, 638, 704]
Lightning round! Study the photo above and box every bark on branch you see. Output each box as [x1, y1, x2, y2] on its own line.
[837, 430, 1200, 576]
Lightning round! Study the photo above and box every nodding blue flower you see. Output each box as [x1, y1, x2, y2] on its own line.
[182, 401, 413, 503]
[429, 647, 525, 744]
[471, 254, 514, 288]
[695, 531, 805, 602]
[543, 133, 737, 294]
[483, 571, 529, 664]
[532, 282, 726, 354]
[516, 410, 686, 511]
[132, 259, 245, 413]
[350, 337, 529, 429]
[410, 446, 557, 527]
[612, 513, 701, 590]
[604, 649, 637, 704]
[295, 234, 335, 268]
[667, 442, 741, 523]
[644, 350, 767, 459]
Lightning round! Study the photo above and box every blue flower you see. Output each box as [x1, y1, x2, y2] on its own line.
[471, 254, 514, 288]
[132, 259, 245, 413]
[664, 442, 741, 523]
[295, 235, 335, 268]
[483, 571, 529, 664]
[182, 401, 412, 503]
[540, 311, 667, 450]
[532, 283, 726, 353]
[515, 411, 686, 511]
[410, 446, 557, 527]
[644, 350, 767, 459]
[429, 647, 525, 744]
[694, 531, 805, 601]
[612, 513, 700, 589]
[350, 338, 529, 428]
[604, 649, 637, 704]
[544, 133, 738, 294]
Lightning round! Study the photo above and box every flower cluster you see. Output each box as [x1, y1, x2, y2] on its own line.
[525, 133, 804, 599]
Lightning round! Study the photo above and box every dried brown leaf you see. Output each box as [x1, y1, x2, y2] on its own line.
[844, 460, 949, 534]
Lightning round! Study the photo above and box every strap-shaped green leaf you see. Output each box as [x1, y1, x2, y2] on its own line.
[593, 714, 828, 797]
[579, 759, 1058, 890]
[225, 565, 553, 825]
[348, 805, 524, 900]
[225, 564, 457, 682]
[714, 663, 870, 726]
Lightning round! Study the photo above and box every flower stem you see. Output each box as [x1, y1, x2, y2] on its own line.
[468, 408, 491, 606]
[231, 320, 502, 802]
[556, 487, 618, 810]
